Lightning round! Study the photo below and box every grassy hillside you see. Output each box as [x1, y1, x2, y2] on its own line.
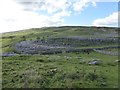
[1, 26, 119, 88]
[2, 26, 118, 53]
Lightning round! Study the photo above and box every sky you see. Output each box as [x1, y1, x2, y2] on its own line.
[0, 0, 119, 33]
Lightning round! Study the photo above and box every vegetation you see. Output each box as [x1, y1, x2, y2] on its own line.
[1, 26, 119, 88]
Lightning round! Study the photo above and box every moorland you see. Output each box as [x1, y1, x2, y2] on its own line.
[1, 26, 119, 88]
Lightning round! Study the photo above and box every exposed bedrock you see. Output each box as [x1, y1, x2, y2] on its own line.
[14, 37, 119, 55]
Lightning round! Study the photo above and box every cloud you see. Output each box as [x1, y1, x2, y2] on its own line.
[73, 0, 96, 12]
[92, 12, 118, 27]
[0, 0, 97, 33]
[0, 0, 51, 32]
[15, 0, 71, 14]
[0, 0, 67, 33]
[16, 0, 97, 14]
[96, 0, 119, 2]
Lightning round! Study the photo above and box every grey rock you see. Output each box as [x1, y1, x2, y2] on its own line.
[115, 60, 120, 62]
[1, 52, 17, 57]
[88, 60, 102, 65]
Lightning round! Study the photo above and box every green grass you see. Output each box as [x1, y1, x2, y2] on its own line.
[2, 51, 118, 88]
[1, 26, 119, 88]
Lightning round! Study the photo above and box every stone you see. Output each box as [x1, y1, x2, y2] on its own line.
[88, 60, 102, 65]
[50, 69, 57, 73]
[1, 52, 17, 57]
[115, 60, 120, 62]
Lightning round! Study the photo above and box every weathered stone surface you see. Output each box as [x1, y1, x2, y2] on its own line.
[1, 52, 17, 57]
[115, 60, 120, 62]
[93, 49, 118, 55]
[13, 37, 119, 55]
[88, 60, 102, 65]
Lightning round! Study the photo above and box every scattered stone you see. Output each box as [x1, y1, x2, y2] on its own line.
[88, 60, 102, 65]
[1, 52, 17, 57]
[46, 69, 57, 76]
[50, 69, 57, 73]
[64, 56, 71, 60]
[13, 37, 119, 55]
[115, 60, 120, 63]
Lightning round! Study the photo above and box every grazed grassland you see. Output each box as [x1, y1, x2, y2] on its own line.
[1, 26, 119, 88]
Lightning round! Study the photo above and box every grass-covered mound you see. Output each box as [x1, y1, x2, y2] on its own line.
[1, 26, 119, 88]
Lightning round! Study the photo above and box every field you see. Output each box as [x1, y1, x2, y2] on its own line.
[1, 26, 119, 88]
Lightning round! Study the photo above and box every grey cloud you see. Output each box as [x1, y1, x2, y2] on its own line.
[15, 0, 46, 11]
[14, 0, 72, 12]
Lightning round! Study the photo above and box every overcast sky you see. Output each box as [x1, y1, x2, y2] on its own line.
[0, 0, 119, 33]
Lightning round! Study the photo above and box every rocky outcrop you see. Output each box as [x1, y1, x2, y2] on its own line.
[13, 37, 119, 55]
[1, 52, 18, 57]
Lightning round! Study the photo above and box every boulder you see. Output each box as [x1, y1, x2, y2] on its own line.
[88, 60, 102, 65]
[115, 60, 120, 63]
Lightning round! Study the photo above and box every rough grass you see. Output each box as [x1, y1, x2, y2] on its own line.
[2, 51, 118, 88]
[1, 26, 119, 88]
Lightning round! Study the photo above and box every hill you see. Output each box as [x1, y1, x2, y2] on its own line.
[1, 26, 119, 88]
